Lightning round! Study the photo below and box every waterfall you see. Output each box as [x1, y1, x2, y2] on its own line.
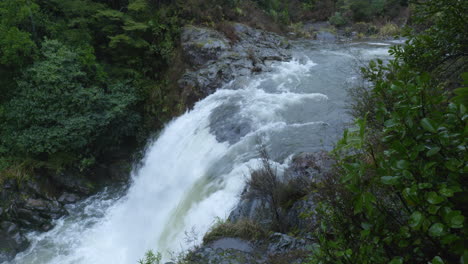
[10, 41, 391, 264]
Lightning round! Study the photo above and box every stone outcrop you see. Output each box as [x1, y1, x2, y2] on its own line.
[186, 152, 333, 264]
[179, 23, 291, 107]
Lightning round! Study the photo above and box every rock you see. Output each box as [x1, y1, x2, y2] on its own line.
[14, 198, 67, 231]
[181, 26, 230, 66]
[267, 233, 306, 254]
[49, 171, 95, 195]
[186, 246, 261, 264]
[58, 192, 80, 204]
[285, 194, 317, 231]
[0, 221, 30, 262]
[210, 238, 254, 253]
[228, 197, 275, 230]
[179, 23, 291, 109]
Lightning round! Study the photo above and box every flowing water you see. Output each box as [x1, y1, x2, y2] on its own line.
[8, 40, 395, 264]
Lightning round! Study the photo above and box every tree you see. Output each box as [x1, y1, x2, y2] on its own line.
[0, 39, 140, 162]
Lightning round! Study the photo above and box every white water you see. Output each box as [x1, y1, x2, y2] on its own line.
[9, 41, 392, 264]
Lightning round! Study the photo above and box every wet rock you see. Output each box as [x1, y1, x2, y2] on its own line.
[228, 197, 275, 230]
[179, 23, 291, 107]
[0, 221, 29, 262]
[58, 192, 80, 204]
[267, 233, 306, 254]
[209, 103, 252, 144]
[14, 198, 67, 231]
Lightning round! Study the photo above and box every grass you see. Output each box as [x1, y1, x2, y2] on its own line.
[203, 218, 267, 244]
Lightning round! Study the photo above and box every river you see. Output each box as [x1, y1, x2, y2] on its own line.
[8, 40, 396, 264]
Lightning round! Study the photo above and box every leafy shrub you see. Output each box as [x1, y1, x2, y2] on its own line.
[328, 12, 347, 27]
[308, 1, 467, 263]
[309, 42, 467, 264]
[138, 251, 162, 264]
[379, 23, 399, 37]
[0, 40, 140, 166]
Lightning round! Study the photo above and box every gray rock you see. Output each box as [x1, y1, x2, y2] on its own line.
[210, 238, 254, 253]
[179, 23, 291, 109]
[228, 197, 275, 230]
[58, 192, 80, 204]
[0, 221, 29, 262]
[267, 233, 306, 254]
[182, 26, 230, 66]
[15, 198, 67, 231]
[285, 194, 317, 231]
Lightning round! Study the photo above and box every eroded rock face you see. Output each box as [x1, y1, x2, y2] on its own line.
[179, 23, 291, 107]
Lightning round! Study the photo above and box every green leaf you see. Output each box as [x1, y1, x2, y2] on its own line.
[426, 146, 441, 157]
[439, 187, 455, 197]
[428, 223, 445, 237]
[389, 257, 403, 264]
[381, 176, 400, 185]
[409, 211, 424, 229]
[421, 118, 437, 133]
[396, 160, 410, 169]
[448, 213, 464, 229]
[427, 192, 444, 205]
[432, 256, 444, 264]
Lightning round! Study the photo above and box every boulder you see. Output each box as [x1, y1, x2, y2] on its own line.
[14, 198, 67, 231]
[0, 221, 29, 262]
[267, 233, 306, 254]
[58, 192, 80, 204]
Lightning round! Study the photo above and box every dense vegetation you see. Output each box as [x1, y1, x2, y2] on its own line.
[309, 0, 467, 263]
[0, 0, 183, 181]
[0, 0, 410, 184]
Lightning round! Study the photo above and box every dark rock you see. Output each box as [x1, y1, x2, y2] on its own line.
[49, 171, 95, 195]
[58, 192, 80, 204]
[285, 194, 317, 231]
[0, 221, 30, 262]
[14, 198, 67, 231]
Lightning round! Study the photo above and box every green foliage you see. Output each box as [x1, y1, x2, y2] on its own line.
[1, 39, 139, 164]
[0, 0, 186, 178]
[138, 250, 162, 264]
[395, 0, 468, 73]
[328, 12, 347, 27]
[333, 0, 406, 22]
[310, 68, 467, 263]
[308, 1, 467, 263]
